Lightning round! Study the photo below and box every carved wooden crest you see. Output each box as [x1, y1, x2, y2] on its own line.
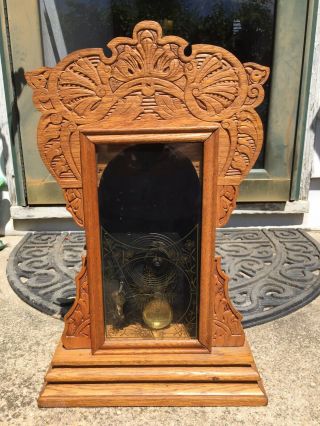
[26, 21, 269, 349]
[26, 20, 269, 229]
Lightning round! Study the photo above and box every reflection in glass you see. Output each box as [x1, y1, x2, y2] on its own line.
[97, 143, 203, 338]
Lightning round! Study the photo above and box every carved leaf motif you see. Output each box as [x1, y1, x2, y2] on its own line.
[220, 109, 263, 180]
[38, 114, 81, 184]
[38, 115, 71, 179]
[217, 110, 262, 226]
[225, 109, 263, 178]
[108, 95, 143, 121]
[217, 185, 238, 228]
[63, 256, 91, 348]
[154, 94, 190, 120]
[64, 188, 84, 227]
[218, 119, 238, 176]
[58, 57, 113, 117]
[212, 257, 244, 346]
[185, 54, 240, 120]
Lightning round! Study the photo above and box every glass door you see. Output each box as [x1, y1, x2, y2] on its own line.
[97, 142, 203, 339]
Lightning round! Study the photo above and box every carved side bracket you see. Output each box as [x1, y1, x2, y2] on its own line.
[62, 256, 91, 348]
[212, 257, 245, 347]
[64, 188, 84, 227]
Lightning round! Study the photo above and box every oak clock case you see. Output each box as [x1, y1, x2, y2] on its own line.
[26, 20, 269, 407]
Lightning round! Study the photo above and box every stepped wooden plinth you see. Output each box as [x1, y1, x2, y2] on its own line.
[39, 339, 267, 407]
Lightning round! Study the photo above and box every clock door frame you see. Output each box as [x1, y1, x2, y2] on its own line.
[80, 127, 219, 354]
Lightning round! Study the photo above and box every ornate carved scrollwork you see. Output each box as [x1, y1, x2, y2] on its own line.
[244, 62, 270, 108]
[26, 67, 53, 112]
[37, 114, 81, 186]
[64, 189, 84, 227]
[62, 256, 91, 348]
[212, 257, 245, 347]
[26, 21, 269, 349]
[26, 21, 268, 231]
[217, 185, 239, 228]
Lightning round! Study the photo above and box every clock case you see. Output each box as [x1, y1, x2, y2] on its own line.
[26, 21, 269, 407]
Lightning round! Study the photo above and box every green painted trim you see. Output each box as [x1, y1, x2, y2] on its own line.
[0, 0, 26, 205]
[238, 179, 290, 202]
[290, 0, 319, 200]
[239, 0, 310, 202]
[264, 0, 308, 178]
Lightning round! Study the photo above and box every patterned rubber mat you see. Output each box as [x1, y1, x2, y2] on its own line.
[6, 229, 320, 328]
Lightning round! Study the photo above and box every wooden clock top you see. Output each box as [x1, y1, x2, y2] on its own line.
[26, 20, 269, 229]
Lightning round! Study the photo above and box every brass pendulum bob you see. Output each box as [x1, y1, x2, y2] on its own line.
[142, 298, 173, 330]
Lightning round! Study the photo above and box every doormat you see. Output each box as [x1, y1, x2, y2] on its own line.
[6, 229, 320, 328]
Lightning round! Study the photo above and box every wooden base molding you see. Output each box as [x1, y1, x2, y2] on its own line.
[38, 339, 267, 407]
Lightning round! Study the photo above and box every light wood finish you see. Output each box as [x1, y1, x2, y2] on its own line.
[46, 366, 260, 383]
[25, 19, 269, 231]
[26, 20, 269, 406]
[62, 256, 90, 349]
[39, 383, 266, 407]
[212, 257, 244, 346]
[80, 133, 105, 351]
[88, 132, 214, 143]
[38, 338, 267, 407]
[198, 132, 218, 348]
[26, 20, 269, 350]
[52, 340, 254, 366]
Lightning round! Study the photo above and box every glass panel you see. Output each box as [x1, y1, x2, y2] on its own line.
[40, 0, 276, 168]
[97, 142, 203, 339]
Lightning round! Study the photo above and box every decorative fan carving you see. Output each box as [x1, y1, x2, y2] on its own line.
[184, 53, 243, 120]
[58, 57, 113, 116]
